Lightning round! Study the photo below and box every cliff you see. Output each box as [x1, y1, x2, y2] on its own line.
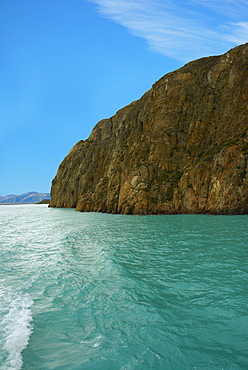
[50, 43, 248, 215]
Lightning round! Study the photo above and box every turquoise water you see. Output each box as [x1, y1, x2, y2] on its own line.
[0, 205, 247, 369]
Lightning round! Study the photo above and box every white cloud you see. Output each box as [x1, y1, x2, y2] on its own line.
[88, 0, 248, 61]
[225, 22, 248, 44]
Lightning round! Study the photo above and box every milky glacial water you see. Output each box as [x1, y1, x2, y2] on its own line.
[0, 205, 247, 369]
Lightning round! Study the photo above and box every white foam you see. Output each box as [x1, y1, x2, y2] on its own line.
[80, 334, 103, 348]
[1, 291, 33, 370]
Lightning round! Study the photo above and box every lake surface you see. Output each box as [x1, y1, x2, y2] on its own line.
[0, 205, 247, 369]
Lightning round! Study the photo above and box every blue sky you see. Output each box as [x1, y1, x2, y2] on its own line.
[1, 0, 247, 195]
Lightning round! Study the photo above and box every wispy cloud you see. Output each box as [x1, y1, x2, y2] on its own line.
[88, 0, 248, 61]
[226, 22, 248, 44]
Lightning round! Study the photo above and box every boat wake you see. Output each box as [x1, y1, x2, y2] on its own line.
[0, 284, 33, 370]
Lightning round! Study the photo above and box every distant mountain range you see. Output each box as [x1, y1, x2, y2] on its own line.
[0, 192, 51, 204]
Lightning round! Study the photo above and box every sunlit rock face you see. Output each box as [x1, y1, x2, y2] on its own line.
[50, 43, 248, 214]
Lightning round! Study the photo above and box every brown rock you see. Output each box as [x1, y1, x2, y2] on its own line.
[50, 43, 248, 214]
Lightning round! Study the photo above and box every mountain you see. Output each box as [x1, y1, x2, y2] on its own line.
[0, 192, 51, 204]
[50, 43, 248, 215]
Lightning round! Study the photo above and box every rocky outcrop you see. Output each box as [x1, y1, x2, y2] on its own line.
[50, 43, 248, 214]
[36, 199, 50, 204]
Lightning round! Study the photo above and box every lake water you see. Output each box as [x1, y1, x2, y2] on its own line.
[0, 204, 247, 369]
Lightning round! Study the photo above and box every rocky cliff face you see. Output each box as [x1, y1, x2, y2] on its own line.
[50, 44, 248, 214]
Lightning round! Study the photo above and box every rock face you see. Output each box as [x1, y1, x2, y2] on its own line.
[50, 44, 248, 214]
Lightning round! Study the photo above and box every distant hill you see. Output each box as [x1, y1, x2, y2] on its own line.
[0, 192, 51, 204]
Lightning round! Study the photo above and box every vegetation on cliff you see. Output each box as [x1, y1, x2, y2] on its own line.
[50, 44, 248, 214]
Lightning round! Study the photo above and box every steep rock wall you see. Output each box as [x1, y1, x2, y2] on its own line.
[50, 43, 248, 214]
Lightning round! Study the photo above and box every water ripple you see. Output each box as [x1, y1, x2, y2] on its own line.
[0, 206, 247, 369]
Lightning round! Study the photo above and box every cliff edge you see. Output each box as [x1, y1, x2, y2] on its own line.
[50, 44, 248, 214]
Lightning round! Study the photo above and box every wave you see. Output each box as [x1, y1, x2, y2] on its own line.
[0, 286, 33, 370]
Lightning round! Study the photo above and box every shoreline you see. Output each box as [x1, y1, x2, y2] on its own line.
[0, 203, 49, 205]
